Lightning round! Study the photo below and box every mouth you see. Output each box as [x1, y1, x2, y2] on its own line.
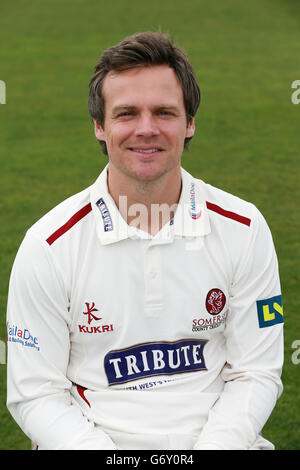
[129, 147, 163, 157]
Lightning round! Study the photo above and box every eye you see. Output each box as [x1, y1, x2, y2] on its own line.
[114, 110, 136, 119]
[119, 111, 132, 117]
[157, 109, 177, 118]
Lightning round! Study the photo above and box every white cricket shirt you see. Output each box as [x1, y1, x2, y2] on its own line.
[6, 165, 284, 450]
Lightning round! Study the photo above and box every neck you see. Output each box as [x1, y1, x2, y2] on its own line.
[107, 164, 182, 235]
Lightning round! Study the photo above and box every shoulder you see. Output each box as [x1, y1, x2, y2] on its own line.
[26, 185, 94, 246]
[10, 185, 96, 293]
[193, 177, 273, 253]
[197, 179, 261, 231]
[194, 179, 276, 276]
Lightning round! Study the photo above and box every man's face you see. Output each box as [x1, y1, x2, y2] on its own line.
[94, 65, 195, 183]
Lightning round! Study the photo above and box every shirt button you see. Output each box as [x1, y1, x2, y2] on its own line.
[149, 270, 157, 279]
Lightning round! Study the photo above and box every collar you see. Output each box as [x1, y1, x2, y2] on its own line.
[90, 165, 211, 245]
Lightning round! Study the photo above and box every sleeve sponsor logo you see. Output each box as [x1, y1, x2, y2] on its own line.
[7, 322, 40, 351]
[104, 338, 208, 386]
[256, 295, 284, 328]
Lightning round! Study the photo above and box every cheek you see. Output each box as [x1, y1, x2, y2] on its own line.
[161, 119, 187, 138]
[164, 125, 187, 149]
[106, 124, 133, 149]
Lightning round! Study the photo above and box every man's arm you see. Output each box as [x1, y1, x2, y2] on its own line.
[6, 232, 117, 450]
[194, 209, 284, 450]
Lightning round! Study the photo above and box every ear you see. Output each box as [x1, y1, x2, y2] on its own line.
[186, 117, 195, 139]
[93, 119, 106, 141]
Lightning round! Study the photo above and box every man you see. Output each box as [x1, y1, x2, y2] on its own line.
[6, 32, 284, 450]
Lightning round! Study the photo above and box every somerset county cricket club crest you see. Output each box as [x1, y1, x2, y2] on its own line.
[206, 289, 226, 315]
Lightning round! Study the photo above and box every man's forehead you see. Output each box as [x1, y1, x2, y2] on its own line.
[102, 65, 184, 104]
[105, 64, 176, 80]
[103, 65, 181, 93]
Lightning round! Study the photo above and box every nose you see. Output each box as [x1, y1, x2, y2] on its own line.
[134, 113, 160, 137]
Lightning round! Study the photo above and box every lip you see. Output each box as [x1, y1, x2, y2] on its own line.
[128, 147, 163, 158]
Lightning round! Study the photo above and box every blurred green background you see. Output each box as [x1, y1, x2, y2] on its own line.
[0, 0, 299, 450]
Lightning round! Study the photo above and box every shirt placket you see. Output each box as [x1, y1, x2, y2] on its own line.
[143, 240, 164, 318]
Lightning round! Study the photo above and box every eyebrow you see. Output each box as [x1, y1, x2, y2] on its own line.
[111, 105, 136, 116]
[111, 104, 181, 116]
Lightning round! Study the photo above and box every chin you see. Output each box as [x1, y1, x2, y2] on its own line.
[131, 166, 170, 183]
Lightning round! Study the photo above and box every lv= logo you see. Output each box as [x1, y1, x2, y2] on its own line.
[78, 302, 114, 334]
[256, 295, 284, 328]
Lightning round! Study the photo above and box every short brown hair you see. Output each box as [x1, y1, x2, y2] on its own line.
[88, 31, 201, 155]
